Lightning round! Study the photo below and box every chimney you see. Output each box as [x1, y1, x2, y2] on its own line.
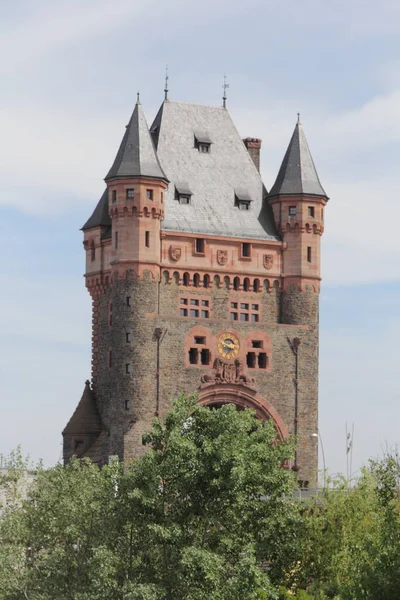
[243, 138, 262, 172]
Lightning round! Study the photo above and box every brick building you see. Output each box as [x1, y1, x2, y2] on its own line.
[63, 93, 328, 486]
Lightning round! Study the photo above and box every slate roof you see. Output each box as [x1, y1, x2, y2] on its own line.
[82, 189, 111, 231]
[105, 100, 168, 182]
[63, 381, 103, 436]
[268, 120, 327, 199]
[151, 101, 279, 241]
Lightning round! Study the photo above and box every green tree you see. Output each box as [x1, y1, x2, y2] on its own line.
[0, 395, 300, 599]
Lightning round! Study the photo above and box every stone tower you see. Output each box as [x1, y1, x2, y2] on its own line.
[63, 96, 328, 487]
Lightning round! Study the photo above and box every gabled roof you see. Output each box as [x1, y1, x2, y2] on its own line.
[151, 100, 279, 241]
[268, 120, 328, 199]
[81, 189, 111, 231]
[63, 381, 102, 436]
[105, 99, 168, 182]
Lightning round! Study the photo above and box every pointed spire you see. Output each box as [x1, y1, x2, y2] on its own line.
[105, 101, 168, 182]
[82, 189, 111, 230]
[268, 119, 327, 199]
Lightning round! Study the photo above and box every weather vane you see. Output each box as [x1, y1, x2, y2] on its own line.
[164, 65, 169, 101]
[222, 74, 229, 108]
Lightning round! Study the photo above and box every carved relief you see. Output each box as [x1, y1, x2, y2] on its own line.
[263, 254, 273, 270]
[217, 250, 228, 265]
[169, 246, 182, 261]
[201, 358, 255, 387]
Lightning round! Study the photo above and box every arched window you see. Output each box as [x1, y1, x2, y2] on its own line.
[253, 279, 260, 293]
[233, 277, 240, 291]
[263, 279, 270, 292]
[183, 272, 190, 286]
[162, 270, 169, 283]
[213, 275, 220, 288]
[243, 277, 250, 292]
[193, 273, 200, 288]
[224, 276, 230, 290]
[203, 274, 210, 289]
[173, 271, 180, 285]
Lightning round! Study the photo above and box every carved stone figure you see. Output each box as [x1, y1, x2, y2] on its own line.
[217, 250, 228, 265]
[263, 254, 273, 269]
[201, 358, 255, 386]
[169, 246, 182, 261]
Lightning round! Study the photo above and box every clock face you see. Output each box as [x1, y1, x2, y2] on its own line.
[217, 332, 240, 360]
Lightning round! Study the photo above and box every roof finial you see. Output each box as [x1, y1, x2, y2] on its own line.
[164, 65, 169, 101]
[222, 74, 229, 108]
[137, 91, 141, 105]
[297, 112, 301, 124]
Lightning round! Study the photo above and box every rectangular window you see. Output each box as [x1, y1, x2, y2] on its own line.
[251, 304, 259, 311]
[180, 298, 188, 305]
[201, 310, 209, 319]
[190, 299, 199, 306]
[308, 206, 315, 217]
[146, 189, 153, 200]
[252, 340, 263, 348]
[246, 352, 257, 369]
[126, 332, 131, 343]
[179, 195, 190, 204]
[200, 348, 211, 365]
[240, 303, 248, 310]
[112, 190, 117, 203]
[115, 231, 118, 249]
[289, 206, 297, 216]
[201, 300, 209, 306]
[230, 299, 260, 322]
[189, 348, 198, 364]
[125, 364, 131, 374]
[239, 202, 249, 211]
[195, 238, 205, 254]
[241, 243, 251, 258]
[258, 353, 267, 369]
[251, 314, 259, 322]
[199, 143, 210, 153]
[179, 296, 211, 318]
[145, 231, 150, 248]
[126, 296, 131, 307]
[307, 246, 312, 262]
[194, 336, 206, 345]
[240, 313, 249, 322]
[124, 399, 130, 410]
[230, 312, 238, 320]
[126, 189, 135, 200]
[180, 308, 188, 316]
[231, 302, 238, 309]
[190, 309, 199, 317]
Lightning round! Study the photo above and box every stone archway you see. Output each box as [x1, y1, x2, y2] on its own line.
[198, 382, 289, 441]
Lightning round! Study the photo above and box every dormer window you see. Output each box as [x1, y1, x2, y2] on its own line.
[234, 189, 252, 211]
[194, 131, 212, 153]
[175, 182, 193, 205]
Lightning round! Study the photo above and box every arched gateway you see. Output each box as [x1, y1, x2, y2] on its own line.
[198, 359, 289, 441]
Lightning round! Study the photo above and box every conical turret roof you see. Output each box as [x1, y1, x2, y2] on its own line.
[268, 119, 327, 199]
[105, 99, 168, 182]
[81, 189, 111, 230]
[63, 381, 102, 436]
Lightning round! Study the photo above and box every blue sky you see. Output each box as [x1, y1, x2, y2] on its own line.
[1, 0, 399, 476]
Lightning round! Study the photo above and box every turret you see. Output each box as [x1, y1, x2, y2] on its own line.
[268, 117, 328, 325]
[105, 96, 169, 280]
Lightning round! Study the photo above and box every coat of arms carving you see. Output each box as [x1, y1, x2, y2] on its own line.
[169, 246, 182, 262]
[217, 250, 228, 266]
[263, 254, 273, 270]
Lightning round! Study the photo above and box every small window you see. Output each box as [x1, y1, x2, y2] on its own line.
[230, 312, 238, 320]
[240, 303, 248, 310]
[251, 304, 259, 311]
[241, 243, 251, 258]
[124, 399, 130, 410]
[246, 352, 257, 368]
[240, 313, 249, 322]
[321, 208, 324, 220]
[231, 302, 238, 309]
[112, 190, 117, 203]
[125, 363, 131, 374]
[190, 309, 199, 317]
[115, 231, 118, 249]
[195, 238, 205, 254]
[258, 353, 267, 369]
[189, 348, 198, 364]
[238, 202, 249, 211]
[161, 192, 164, 204]
[200, 348, 211, 365]
[190, 299, 199, 306]
[194, 336, 206, 345]
[201, 300, 209, 306]
[126, 332, 131, 343]
[251, 314, 259, 322]
[252, 340, 263, 348]
[126, 189, 135, 200]
[308, 206, 315, 217]
[90, 240, 95, 262]
[146, 189, 153, 200]
[145, 231, 150, 248]
[199, 143, 210, 153]
[180, 298, 188, 305]
[289, 206, 297, 216]
[233, 277, 240, 291]
[180, 308, 188, 316]
[126, 296, 131, 307]
[201, 310, 209, 319]
[183, 273, 190, 286]
[307, 247, 312, 263]
[179, 195, 191, 205]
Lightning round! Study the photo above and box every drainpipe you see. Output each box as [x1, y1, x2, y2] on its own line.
[289, 337, 301, 471]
